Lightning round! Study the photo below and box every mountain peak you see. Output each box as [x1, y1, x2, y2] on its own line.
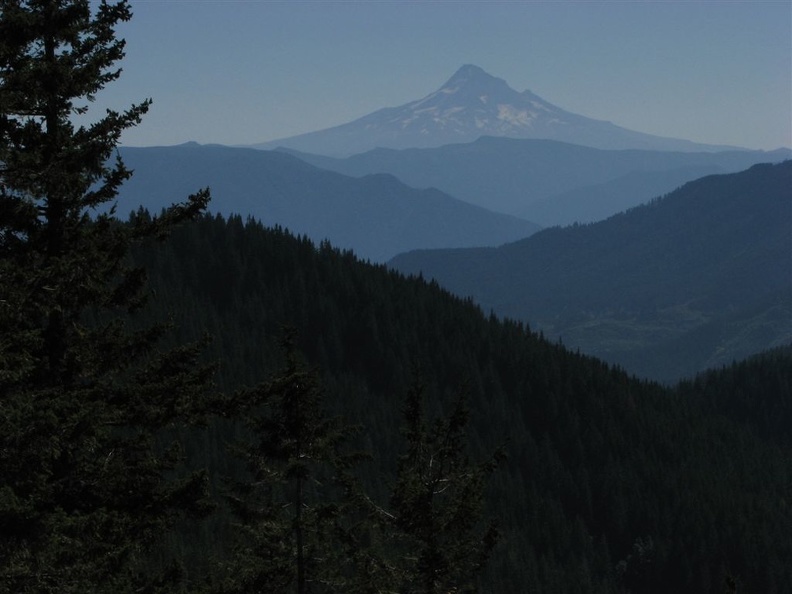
[439, 64, 513, 95]
[254, 66, 744, 156]
[445, 64, 493, 84]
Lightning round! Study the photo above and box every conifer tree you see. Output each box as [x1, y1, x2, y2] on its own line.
[389, 376, 504, 594]
[0, 1, 213, 591]
[220, 332, 371, 594]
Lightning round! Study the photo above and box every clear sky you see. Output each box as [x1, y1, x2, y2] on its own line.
[97, 0, 792, 151]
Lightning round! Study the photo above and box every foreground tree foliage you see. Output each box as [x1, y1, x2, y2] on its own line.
[217, 332, 378, 594]
[216, 347, 502, 594]
[0, 1, 212, 591]
[388, 377, 504, 594]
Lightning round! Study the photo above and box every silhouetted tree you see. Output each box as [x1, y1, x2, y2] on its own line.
[389, 375, 504, 593]
[0, 1, 212, 591]
[219, 332, 371, 593]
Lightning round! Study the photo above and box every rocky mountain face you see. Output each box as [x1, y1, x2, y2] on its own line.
[253, 65, 743, 156]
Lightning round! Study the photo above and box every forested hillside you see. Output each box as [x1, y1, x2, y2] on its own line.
[391, 161, 792, 382]
[131, 213, 792, 593]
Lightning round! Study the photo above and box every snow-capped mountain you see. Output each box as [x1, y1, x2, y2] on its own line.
[252, 65, 741, 156]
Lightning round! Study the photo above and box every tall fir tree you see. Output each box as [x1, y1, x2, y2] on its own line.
[0, 1, 213, 592]
[218, 331, 376, 594]
[389, 376, 504, 594]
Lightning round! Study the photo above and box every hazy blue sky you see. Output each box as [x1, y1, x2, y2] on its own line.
[98, 1, 791, 150]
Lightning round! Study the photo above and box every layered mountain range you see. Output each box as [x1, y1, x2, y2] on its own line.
[116, 65, 790, 381]
[116, 143, 539, 262]
[253, 65, 747, 156]
[390, 162, 792, 381]
[114, 61, 792, 593]
[281, 137, 789, 224]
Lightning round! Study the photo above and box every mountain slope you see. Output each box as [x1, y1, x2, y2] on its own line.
[116, 143, 540, 262]
[132, 213, 792, 593]
[253, 64, 746, 156]
[283, 136, 790, 223]
[390, 161, 792, 381]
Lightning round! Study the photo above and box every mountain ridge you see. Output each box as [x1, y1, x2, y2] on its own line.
[281, 136, 790, 224]
[389, 161, 792, 381]
[116, 143, 541, 262]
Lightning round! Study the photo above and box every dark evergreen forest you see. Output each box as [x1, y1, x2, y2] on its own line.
[131, 212, 792, 593]
[2, 2, 790, 592]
